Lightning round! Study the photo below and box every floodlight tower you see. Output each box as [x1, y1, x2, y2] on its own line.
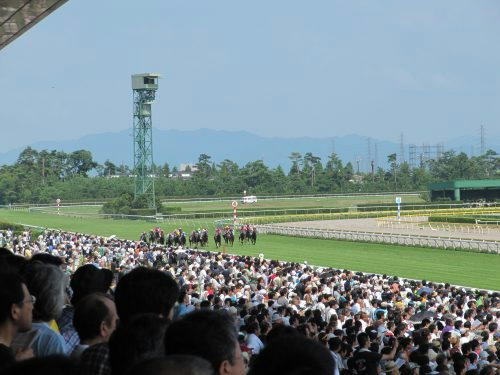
[131, 73, 160, 209]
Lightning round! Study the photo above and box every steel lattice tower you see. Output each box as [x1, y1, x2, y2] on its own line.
[132, 73, 160, 209]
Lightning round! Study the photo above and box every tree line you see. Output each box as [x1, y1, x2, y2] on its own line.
[0, 146, 498, 204]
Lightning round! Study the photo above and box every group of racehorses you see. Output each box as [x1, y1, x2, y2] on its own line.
[140, 225, 258, 249]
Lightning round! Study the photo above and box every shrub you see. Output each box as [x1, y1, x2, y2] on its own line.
[0, 222, 25, 232]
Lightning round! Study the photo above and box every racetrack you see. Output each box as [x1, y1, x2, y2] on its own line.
[273, 216, 500, 242]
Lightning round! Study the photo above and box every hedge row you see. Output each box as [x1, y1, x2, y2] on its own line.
[0, 222, 25, 232]
[238, 211, 394, 225]
[160, 206, 183, 214]
[356, 202, 465, 212]
[428, 216, 500, 224]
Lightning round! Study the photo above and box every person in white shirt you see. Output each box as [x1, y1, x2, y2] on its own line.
[246, 322, 264, 355]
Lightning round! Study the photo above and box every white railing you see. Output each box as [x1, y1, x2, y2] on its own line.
[256, 224, 500, 254]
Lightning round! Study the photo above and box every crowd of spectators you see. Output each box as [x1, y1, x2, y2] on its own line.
[0, 228, 499, 375]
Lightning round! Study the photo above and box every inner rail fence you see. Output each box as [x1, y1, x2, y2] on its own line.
[12, 202, 500, 220]
[1, 191, 425, 208]
[255, 224, 500, 254]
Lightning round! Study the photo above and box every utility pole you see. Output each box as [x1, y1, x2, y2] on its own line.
[399, 133, 405, 164]
[480, 125, 485, 155]
[41, 157, 45, 185]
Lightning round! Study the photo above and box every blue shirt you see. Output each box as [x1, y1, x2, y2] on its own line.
[31, 322, 69, 357]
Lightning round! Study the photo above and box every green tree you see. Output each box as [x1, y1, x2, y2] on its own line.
[195, 154, 213, 178]
[67, 150, 98, 177]
[103, 160, 117, 176]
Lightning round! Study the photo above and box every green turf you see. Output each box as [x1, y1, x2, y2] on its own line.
[1, 208, 498, 290]
[31, 205, 102, 214]
[32, 194, 424, 215]
[164, 194, 424, 212]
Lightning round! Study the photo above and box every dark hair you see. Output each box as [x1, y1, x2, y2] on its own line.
[266, 325, 301, 344]
[109, 313, 169, 375]
[73, 293, 113, 341]
[357, 332, 369, 348]
[248, 336, 335, 375]
[246, 321, 259, 334]
[164, 310, 238, 372]
[70, 265, 113, 305]
[0, 253, 27, 275]
[328, 337, 342, 352]
[30, 253, 63, 267]
[0, 273, 25, 324]
[114, 267, 179, 324]
[125, 355, 215, 375]
[0, 355, 78, 375]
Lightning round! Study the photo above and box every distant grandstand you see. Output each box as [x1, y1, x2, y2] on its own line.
[429, 179, 500, 201]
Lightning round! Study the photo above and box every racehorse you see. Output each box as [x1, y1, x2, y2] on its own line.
[189, 230, 200, 248]
[200, 229, 209, 247]
[250, 227, 257, 245]
[214, 230, 221, 248]
[223, 229, 234, 247]
[166, 233, 174, 247]
[179, 232, 186, 247]
[239, 230, 246, 244]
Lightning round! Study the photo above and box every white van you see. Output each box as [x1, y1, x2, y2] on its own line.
[242, 195, 257, 204]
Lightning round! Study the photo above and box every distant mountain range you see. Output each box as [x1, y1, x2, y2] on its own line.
[0, 128, 498, 171]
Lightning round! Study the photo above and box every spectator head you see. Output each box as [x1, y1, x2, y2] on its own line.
[0, 355, 79, 375]
[479, 367, 495, 375]
[248, 336, 335, 375]
[30, 253, 63, 267]
[0, 251, 27, 274]
[357, 332, 370, 348]
[23, 262, 66, 322]
[328, 336, 342, 352]
[109, 313, 169, 375]
[164, 310, 245, 375]
[70, 264, 113, 305]
[114, 267, 179, 324]
[73, 293, 118, 344]
[125, 355, 215, 375]
[266, 324, 301, 344]
[0, 272, 33, 333]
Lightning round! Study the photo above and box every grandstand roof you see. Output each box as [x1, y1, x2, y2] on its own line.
[429, 179, 500, 190]
[0, 0, 68, 51]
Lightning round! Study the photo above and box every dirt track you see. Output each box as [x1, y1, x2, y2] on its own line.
[276, 217, 500, 242]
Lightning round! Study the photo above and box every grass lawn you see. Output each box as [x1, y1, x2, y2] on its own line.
[1, 208, 498, 290]
[164, 194, 424, 212]
[32, 194, 424, 215]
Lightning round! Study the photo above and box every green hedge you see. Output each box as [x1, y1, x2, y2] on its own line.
[428, 215, 500, 224]
[0, 222, 25, 232]
[129, 208, 157, 216]
[238, 211, 394, 225]
[160, 206, 182, 214]
[357, 202, 464, 212]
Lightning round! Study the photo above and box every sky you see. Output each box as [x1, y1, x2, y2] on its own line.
[0, 0, 499, 151]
